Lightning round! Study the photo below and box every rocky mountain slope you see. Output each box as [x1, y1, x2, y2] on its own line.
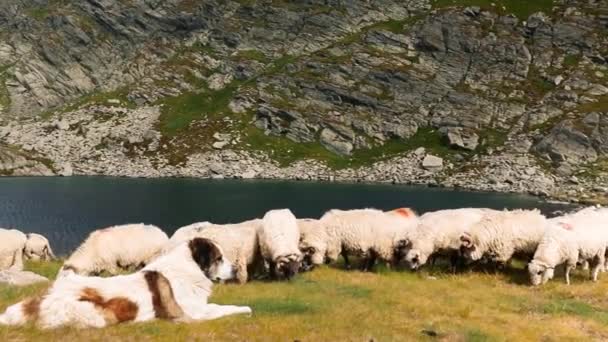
[0, 0, 607, 204]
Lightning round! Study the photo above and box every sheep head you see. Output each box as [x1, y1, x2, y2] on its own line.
[298, 233, 327, 270]
[393, 239, 412, 264]
[459, 233, 482, 261]
[275, 254, 301, 280]
[528, 260, 554, 286]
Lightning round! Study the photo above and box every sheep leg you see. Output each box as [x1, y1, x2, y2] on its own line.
[9, 249, 24, 271]
[449, 252, 459, 274]
[361, 250, 378, 272]
[236, 260, 249, 284]
[591, 255, 605, 282]
[430, 255, 437, 268]
[565, 265, 573, 285]
[341, 250, 351, 270]
[268, 260, 278, 280]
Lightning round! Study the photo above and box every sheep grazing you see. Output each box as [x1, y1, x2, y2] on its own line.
[297, 218, 324, 271]
[0, 229, 28, 271]
[0, 229, 54, 270]
[59, 224, 168, 276]
[405, 208, 495, 271]
[259, 209, 302, 279]
[529, 207, 608, 285]
[299, 208, 419, 271]
[166, 219, 263, 284]
[460, 209, 547, 267]
[24, 233, 54, 261]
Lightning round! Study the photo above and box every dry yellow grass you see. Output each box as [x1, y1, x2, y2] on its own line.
[1, 261, 608, 341]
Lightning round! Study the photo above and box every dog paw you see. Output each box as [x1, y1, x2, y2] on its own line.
[240, 306, 253, 316]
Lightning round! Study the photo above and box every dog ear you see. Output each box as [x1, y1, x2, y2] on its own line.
[188, 238, 221, 272]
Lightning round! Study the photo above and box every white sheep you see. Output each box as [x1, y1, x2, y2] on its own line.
[166, 219, 263, 284]
[299, 208, 419, 271]
[459, 209, 547, 266]
[529, 207, 608, 285]
[163, 221, 211, 253]
[405, 208, 496, 271]
[59, 223, 168, 276]
[0, 229, 28, 271]
[259, 209, 302, 279]
[24, 233, 55, 261]
[297, 218, 324, 271]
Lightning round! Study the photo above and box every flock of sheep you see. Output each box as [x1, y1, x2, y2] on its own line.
[2, 205, 608, 287]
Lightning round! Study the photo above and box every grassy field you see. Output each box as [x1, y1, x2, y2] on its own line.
[2, 261, 608, 341]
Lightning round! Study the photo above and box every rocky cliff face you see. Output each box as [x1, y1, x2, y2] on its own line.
[0, 0, 607, 204]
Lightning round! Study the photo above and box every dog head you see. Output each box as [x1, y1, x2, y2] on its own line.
[188, 238, 235, 282]
[24, 233, 55, 261]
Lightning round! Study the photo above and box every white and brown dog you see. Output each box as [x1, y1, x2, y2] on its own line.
[0, 238, 252, 329]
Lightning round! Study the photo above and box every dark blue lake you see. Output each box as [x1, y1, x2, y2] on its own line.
[0, 177, 573, 255]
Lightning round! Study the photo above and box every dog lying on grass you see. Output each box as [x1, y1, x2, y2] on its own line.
[0, 238, 252, 329]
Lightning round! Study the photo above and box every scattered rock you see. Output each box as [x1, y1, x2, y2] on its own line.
[0, 270, 48, 286]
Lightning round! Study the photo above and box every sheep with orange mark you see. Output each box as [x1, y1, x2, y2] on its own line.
[529, 207, 608, 286]
[165, 219, 264, 284]
[259, 209, 302, 280]
[59, 224, 169, 277]
[405, 208, 497, 271]
[299, 208, 419, 271]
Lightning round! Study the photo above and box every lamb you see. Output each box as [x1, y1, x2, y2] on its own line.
[165, 219, 263, 284]
[404, 208, 496, 271]
[0, 229, 28, 271]
[259, 209, 302, 279]
[59, 224, 169, 276]
[459, 209, 547, 266]
[529, 207, 608, 285]
[299, 208, 419, 271]
[24, 233, 55, 261]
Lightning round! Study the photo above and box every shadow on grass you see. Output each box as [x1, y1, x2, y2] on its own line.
[247, 298, 314, 315]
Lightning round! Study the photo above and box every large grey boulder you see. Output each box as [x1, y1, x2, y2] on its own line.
[320, 128, 354, 156]
[440, 127, 479, 151]
[422, 154, 444, 171]
[533, 122, 598, 164]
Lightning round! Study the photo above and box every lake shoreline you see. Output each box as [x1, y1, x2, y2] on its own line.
[0, 176, 575, 255]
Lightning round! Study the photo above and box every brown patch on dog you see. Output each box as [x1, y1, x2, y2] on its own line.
[143, 271, 185, 320]
[188, 238, 222, 273]
[22, 297, 41, 321]
[79, 287, 138, 324]
[392, 208, 415, 218]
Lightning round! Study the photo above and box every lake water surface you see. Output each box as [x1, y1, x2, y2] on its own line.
[0, 177, 573, 255]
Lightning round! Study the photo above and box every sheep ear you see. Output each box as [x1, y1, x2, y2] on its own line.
[460, 234, 472, 248]
[188, 238, 221, 272]
[396, 239, 411, 249]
